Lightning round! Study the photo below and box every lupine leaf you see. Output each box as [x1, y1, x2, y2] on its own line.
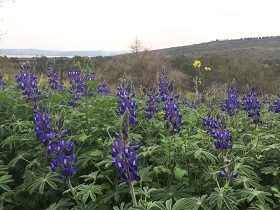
[0, 175, 13, 191]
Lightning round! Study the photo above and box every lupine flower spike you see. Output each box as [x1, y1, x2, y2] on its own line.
[111, 110, 140, 185]
[116, 74, 138, 125]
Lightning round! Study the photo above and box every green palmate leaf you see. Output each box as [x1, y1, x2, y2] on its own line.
[1, 134, 34, 147]
[233, 176, 262, 189]
[172, 198, 190, 210]
[208, 187, 238, 210]
[46, 198, 74, 210]
[0, 175, 13, 191]
[76, 150, 104, 168]
[130, 199, 155, 210]
[151, 183, 192, 202]
[0, 164, 8, 175]
[271, 186, 280, 198]
[7, 151, 30, 167]
[76, 184, 103, 204]
[139, 166, 153, 183]
[28, 172, 63, 195]
[0, 191, 14, 207]
[80, 171, 103, 182]
[48, 91, 68, 102]
[239, 188, 274, 205]
[174, 166, 187, 181]
[99, 98, 120, 107]
[235, 164, 258, 177]
[183, 195, 209, 210]
[261, 166, 280, 176]
[101, 183, 128, 204]
[194, 148, 202, 159]
[153, 198, 190, 210]
[134, 186, 156, 199]
[153, 165, 171, 175]
[86, 80, 99, 89]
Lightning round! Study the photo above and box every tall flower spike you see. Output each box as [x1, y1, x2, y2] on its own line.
[0, 73, 6, 90]
[33, 102, 58, 147]
[241, 85, 261, 125]
[220, 82, 240, 116]
[112, 110, 140, 185]
[145, 83, 160, 119]
[47, 60, 65, 92]
[16, 63, 41, 107]
[116, 75, 138, 125]
[158, 67, 169, 102]
[95, 76, 110, 95]
[67, 67, 86, 107]
[48, 113, 77, 180]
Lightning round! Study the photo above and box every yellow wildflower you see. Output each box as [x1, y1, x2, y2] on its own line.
[204, 67, 211, 71]
[193, 60, 201, 68]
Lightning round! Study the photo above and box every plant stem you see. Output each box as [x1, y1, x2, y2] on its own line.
[66, 177, 82, 207]
[129, 182, 137, 206]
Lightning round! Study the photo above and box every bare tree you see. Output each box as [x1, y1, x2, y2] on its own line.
[129, 36, 143, 54]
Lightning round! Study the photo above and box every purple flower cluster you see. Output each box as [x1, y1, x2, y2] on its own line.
[116, 77, 138, 125]
[0, 74, 6, 90]
[112, 132, 140, 185]
[182, 100, 199, 109]
[16, 64, 40, 106]
[48, 138, 78, 180]
[68, 68, 86, 107]
[145, 85, 160, 119]
[242, 86, 261, 124]
[268, 92, 280, 113]
[202, 116, 232, 150]
[201, 93, 206, 103]
[33, 103, 77, 179]
[219, 168, 238, 180]
[33, 104, 57, 147]
[95, 77, 110, 95]
[158, 69, 169, 102]
[163, 98, 183, 134]
[47, 62, 65, 92]
[86, 71, 95, 81]
[220, 84, 240, 116]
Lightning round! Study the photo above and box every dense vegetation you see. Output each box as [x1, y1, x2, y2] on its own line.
[1, 57, 280, 210]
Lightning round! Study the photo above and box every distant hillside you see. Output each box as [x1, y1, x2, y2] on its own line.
[155, 36, 280, 60]
[0, 49, 128, 57]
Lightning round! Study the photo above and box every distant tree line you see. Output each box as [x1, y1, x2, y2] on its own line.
[1, 51, 280, 95]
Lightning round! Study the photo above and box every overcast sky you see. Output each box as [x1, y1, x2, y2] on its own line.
[0, 0, 279, 51]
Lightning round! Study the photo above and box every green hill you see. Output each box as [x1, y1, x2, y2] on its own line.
[155, 36, 280, 60]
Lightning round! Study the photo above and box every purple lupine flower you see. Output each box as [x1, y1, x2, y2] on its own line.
[16, 63, 41, 106]
[145, 84, 160, 119]
[208, 102, 214, 112]
[0, 74, 6, 90]
[160, 79, 183, 134]
[47, 116, 77, 180]
[95, 77, 110, 95]
[163, 99, 183, 134]
[182, 99, 199, 109]
[67, 67, 86, 107]
[242, 85, 261, 125]
[219, 168, 238, 179]
[116, 75, 138, 125]
[201, 93, 206, 103]
[47, 62, 65, 92]
[158, 68, 169, 102]
[112, 110, 140, 185]
[33, 103, 58, 147]
[269, 99, 280, 113]
[220, 83, 240, 116]
[202, 116, 232, 150]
